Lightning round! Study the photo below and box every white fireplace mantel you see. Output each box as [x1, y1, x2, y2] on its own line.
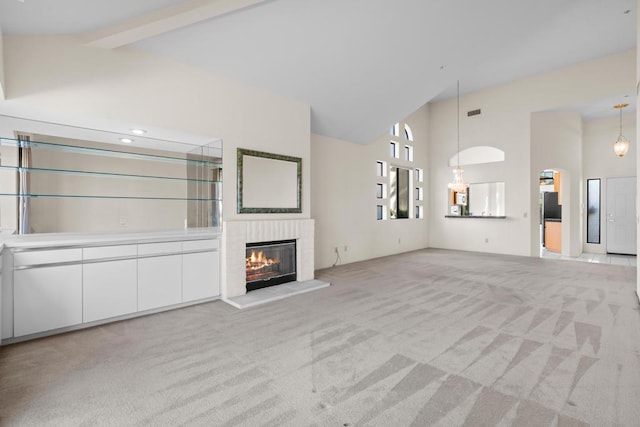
[221, 219, 314, 298]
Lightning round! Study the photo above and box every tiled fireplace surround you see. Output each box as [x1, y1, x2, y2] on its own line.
[222, 219, 315, 298]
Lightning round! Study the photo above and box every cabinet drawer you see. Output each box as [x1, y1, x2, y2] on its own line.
[183, 239, 219, 252]
[83, 245, 137, 261]
[138, 241, 182, 256]
[14, 248, 82, 267]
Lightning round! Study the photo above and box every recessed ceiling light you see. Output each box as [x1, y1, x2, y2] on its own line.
[120, 138, 134, 143]
[130, 129, 146, 135]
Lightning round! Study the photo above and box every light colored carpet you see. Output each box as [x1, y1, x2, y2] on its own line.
[1, 248, 639, 426]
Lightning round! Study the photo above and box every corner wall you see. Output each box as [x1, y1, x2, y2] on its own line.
[311, 105, 429, 269]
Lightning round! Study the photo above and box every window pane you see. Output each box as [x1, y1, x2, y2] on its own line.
[390, 142, 398, 158]
[376, 205, 383, 220]
[397, 167, 410, 218]
[587, 179, 601, 244]
[404, 124, 413, 141]
[376, 183, 383, 199]
[415, 168, 423, 182]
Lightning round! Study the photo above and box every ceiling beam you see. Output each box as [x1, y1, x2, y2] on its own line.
[83, 0, 264, 49]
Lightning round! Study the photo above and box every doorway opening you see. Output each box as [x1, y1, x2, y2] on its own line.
[539, 169, 563, 257]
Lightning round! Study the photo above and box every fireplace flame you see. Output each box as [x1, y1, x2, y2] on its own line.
[246, 250, 279, 271]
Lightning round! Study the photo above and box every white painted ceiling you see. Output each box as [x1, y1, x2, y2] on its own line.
[0, 0, 637, 143]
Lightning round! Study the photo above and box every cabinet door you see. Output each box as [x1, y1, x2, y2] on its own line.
[183, 251, 220, 302]
[138, 255, 182, 311]
[83, 259, 137, 323]
[14, 265, 83, 337]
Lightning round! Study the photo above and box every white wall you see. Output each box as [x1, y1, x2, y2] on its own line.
[429, 49, 635, 257]
[311, 105, 429, 270]
[583, 114, 636, 254]
[1, 35, 311, 224]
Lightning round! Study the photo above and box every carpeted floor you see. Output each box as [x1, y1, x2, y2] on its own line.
[1, 248, 639, 426]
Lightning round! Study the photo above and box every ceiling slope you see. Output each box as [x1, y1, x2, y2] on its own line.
[0, 0, 637, 143]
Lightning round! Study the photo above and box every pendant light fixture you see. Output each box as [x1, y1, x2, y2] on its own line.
[613, 103, 630, 157]
[448, 80, 468, 193]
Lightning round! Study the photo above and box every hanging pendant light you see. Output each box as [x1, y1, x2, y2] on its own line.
[448, 80, 468, 193]
[613, 103, 630, 157]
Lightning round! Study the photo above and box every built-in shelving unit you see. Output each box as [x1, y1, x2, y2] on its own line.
[0, 136, 222, 233]
[0, 135, 224, 344]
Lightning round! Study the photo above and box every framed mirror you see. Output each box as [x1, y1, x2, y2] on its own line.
[237, 148, 302, 213]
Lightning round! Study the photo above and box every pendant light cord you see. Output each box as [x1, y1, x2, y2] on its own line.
[619, 106, 623, 136]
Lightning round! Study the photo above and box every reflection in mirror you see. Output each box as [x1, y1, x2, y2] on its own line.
[237, 149, 301, 213]
[468, 182, 505, 216]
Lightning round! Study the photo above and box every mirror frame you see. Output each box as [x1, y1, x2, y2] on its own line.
[237, 148, 302, 214]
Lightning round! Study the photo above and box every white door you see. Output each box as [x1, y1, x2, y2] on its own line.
[606, 177, 637, 255]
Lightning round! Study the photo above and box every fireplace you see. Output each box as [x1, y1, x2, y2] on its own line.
[246, 239, 297, 292]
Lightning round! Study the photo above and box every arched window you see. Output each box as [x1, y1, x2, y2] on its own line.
[378, 121, 423, 220]
[404, 124, 413, 141]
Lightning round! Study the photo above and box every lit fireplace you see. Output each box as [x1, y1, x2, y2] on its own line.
[246, 250, 280, 279]
[245, 240, 296, 292]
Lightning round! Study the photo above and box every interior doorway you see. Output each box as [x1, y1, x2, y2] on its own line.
[606, 176, 637, 255]
[539, 169, 562, 256]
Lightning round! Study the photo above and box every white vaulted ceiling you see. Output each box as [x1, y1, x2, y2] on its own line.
[0, 0, 636, 143]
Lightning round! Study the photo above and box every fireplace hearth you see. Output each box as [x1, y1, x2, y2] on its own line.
[246, 239, 296, 292]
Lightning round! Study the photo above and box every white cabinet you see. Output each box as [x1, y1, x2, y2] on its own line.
[14, 265, 83, 337]
[138, 254, 182, 311]
[83, 245, 138, 323]
[4, 236, 221, 342]
[183, 251, 220, 301]
[83, 259, 137, 323]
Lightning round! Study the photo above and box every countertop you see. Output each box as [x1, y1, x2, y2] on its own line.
[0, 228, 222, 251]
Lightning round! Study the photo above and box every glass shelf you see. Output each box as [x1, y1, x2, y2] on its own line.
[0, 135, 223, 234]
[0, 138, 222, 167]
[0, 193, 221, 201]
[0, 165, 218, 184]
